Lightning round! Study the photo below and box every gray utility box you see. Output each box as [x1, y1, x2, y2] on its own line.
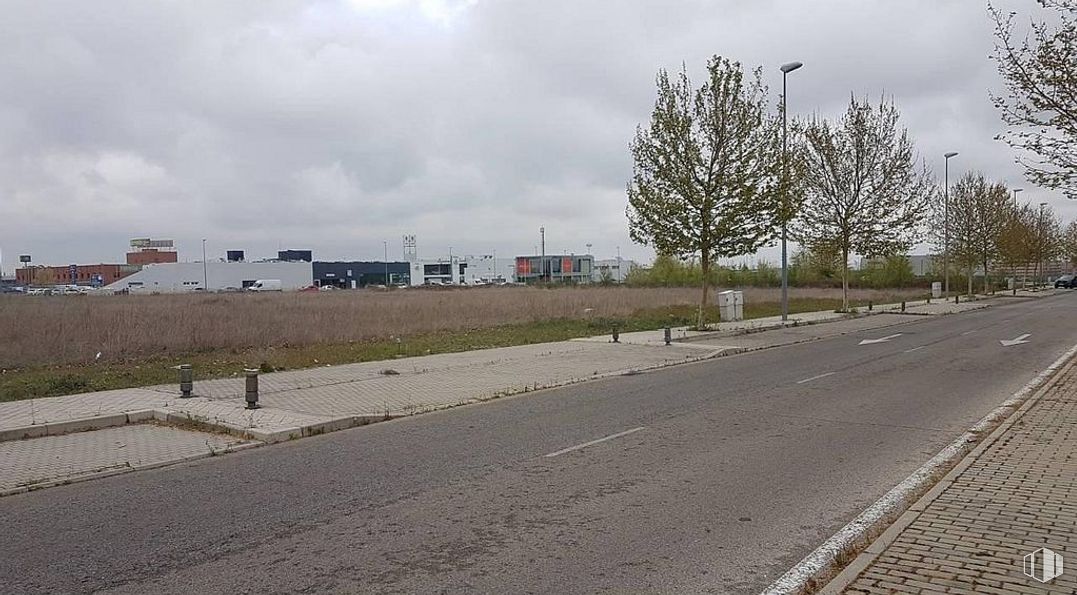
[717, 290, 744, 321]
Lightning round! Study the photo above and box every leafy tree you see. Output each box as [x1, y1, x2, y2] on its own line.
[991, 1, 1077, 197]
[999, 203, 1040, 285]
[1062, 220, 1077, 267]
[793, 96, 934, 310]
[929, 172, 1013, 294]
[627, 56, 782, 328]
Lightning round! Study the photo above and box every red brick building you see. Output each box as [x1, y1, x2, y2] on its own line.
[127, 238, 177, 265]
[16, 264, 139, 286]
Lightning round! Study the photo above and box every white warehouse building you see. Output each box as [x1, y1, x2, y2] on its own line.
[106, 261, 313, 293]
[407, 255, 516, 286]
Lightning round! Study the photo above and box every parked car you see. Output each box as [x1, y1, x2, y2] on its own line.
[1054, 274, 1076, 288]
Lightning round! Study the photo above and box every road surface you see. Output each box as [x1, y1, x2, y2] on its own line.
[2, 293, 1075, 594]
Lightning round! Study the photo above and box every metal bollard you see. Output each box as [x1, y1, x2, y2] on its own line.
[612, 326, 620, 343]
[663, 327, 671, 345]
[867, 301, 873, 311]
[179, 364, 193, 398]
[927, 295, 931, 304]
[1013, 287, 1017, 296]
[955, 294, 960, 304]
[901, 301, 906, 312]
[244, 368, 260, 409]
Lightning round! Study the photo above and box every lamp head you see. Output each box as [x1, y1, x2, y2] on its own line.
[780, 62, 803, 74]
[944, 152, 958, 159]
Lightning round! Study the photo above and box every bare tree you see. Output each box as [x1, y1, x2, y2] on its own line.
[793, 96, 934, 310]
[929, 173, 1013, 294]
[999, 203, 1040, 286]
[1062, 220, 1077, 268]
[627, 56, 781, 328]
[991, 1, 1077, 197]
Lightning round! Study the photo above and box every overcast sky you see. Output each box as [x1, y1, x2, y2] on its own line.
[0, 0, 1068, 271]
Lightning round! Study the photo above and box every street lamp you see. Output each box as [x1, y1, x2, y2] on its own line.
[383, 240, 389, 287]
[1012, 187, 1023, 207]
[779, 61, 803, 322]
[202, 239, 208, 291]
[943, 152, 959, 296]
[1039, 202, 1048, 286]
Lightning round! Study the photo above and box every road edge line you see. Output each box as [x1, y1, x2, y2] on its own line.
[760, 340, 1077, 595]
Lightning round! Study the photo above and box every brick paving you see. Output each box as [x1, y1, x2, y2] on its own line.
[836, 360, 1077, 594]
[0, 424, 254, 495]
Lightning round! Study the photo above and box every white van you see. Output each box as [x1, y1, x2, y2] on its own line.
[247, 279, 283, 292]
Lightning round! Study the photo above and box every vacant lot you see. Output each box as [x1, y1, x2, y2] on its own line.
[0, 285, 921, 370]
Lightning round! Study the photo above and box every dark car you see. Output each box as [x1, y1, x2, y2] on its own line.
[1054, 274, 1076, 288]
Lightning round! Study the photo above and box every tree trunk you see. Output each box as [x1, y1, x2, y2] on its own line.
[967, 266, 973, 297]
[983, 256, 991, 294]
[841, 247, 849, 312]
[698, 249, 710, 330]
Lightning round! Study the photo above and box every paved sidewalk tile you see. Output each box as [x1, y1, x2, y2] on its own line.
[839, 362, 1077, 594]
[0, 425, 255, 494]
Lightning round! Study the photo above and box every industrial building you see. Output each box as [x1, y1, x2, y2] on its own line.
[592, 258, 638, 283]
[515, 255, 594, 284]
[16, 263, 139, 287]
[314, 261, 411, 288]
[126, 238, 178, 266]
[106, 261, 313, 293]
[405, 255, 515, 285]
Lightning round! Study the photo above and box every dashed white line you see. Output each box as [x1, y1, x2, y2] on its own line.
[796, 372, 836, 384]
[961, 330, 978, 335]
[544, 427, 646, 458]
[903, 346, 925, 353]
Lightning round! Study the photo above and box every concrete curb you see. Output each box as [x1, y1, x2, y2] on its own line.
[0, 438, 261, 497]
[814, 348, 1077, 595]
[760, 340, 1077, 595]
[0, 410, 156, 443]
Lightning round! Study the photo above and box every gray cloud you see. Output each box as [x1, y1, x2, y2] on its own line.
[0, 0, 1067, 271]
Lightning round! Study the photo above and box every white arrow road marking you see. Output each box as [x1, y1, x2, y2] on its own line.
[544, 427, 646, 458]
[1000, 333, 1031, 347]
[858, 333, 903, 345]
[796, 372, 836, 384]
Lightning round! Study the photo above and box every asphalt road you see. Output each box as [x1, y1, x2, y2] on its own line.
[3, 293, 1076, 594]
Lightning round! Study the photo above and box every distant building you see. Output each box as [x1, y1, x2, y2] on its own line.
[314, 261, 411, 288]
[105, 261, 312, 293]
[515, 255, 594, 284]
[592, 258, 638, 283]
[17, 264, 138, 287]
[127, 238, 178, 266]
[404, 255, 515, 286]
[278, 249, 313, 262]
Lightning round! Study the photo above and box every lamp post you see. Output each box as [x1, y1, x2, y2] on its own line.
[540, 226, 546, 283]
[1012, 187, 1023, 207]
[383, 240, 389, 287]
[779, 61, 803, 322]
[448, 246, 453, 285]
[943, 152, 959, 296]
[202, 239, 208, 291]
[1039, 202, 1048, 286]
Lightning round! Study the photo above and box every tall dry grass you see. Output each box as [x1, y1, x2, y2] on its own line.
[0, 285, 921, 368]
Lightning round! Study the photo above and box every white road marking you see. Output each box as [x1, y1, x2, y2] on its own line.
[858, 333, 903, 345]
[796, 372, 836, 384]
[961, 330, 978, 335]
[1000, 333, 1031, 347]
[903, 346, 925, 353]
[544, 427, 646, 458]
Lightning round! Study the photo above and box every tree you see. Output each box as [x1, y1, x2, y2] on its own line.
[998, 203, 1040, 285]
[928, 172, 1012, 294]
[627, 56, 781, 329]
[1062, 220, 1077, 268]
[793, 96, 934, 310]
[991, 1, 1077, 197]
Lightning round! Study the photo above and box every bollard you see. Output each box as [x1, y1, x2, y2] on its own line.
[955, 294, 960, 304]
[1013, 287, 1017, 296]
[901, 301, 906, 312]
[244, 368, 260, 409]
[612, 326, 620, 344]
[867, 301, 873, 311]
[663, 327, 671, 346]
[179, 364, 193, 398]
[927, 295, 931, 304]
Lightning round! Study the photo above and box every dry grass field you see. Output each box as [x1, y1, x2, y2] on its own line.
[0, 285, 922, 370]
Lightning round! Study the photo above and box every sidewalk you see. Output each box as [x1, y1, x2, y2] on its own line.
[822, 352, 1077, 594]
